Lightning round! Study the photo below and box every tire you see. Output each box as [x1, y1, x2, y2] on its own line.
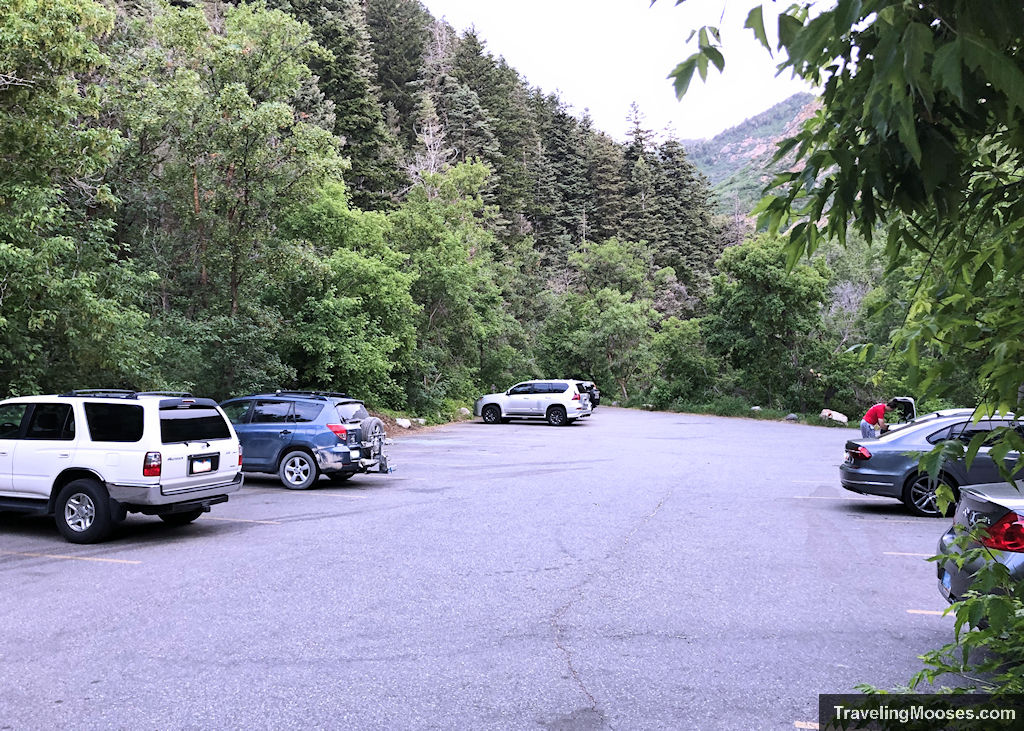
[482, 404, 502, 424]
[158, 508, 204, 526]
[546, 405, 567, 426]
[55, 479, 113, 544]
[903, 472, 957, 517]
[360, 416, 386, 459]
[278, 450, 319, 489]
[328, 473, 353, 484]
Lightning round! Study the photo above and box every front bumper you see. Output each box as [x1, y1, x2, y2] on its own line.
[107, 471, 243, 507]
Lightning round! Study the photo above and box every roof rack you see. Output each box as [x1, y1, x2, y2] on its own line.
[273, 390, 350, 400]
[59, 389, 138, 399]
[137, 391, 194, 398]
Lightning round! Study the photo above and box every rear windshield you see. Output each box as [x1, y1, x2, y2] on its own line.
[85, 403, 144, 443]
[336, 402, 370, 421]
[160, 407, 232, 444]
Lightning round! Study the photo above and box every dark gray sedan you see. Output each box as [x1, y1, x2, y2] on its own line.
[937, 482, 1024, 603]
[839, 410, 1022, 516]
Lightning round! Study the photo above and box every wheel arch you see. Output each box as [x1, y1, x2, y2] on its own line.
[276, 445, 317, 470]
[48, 469, 106, 514]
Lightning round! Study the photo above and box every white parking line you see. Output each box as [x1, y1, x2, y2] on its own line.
[907, 609, 948, 616]
[204, 516, 281, 525]
[792, 495, 891, 501]
[855, 518, 922, 524]
[884, 551, 932, 558]
[794, 722, 820, 730]
[1, 551, 141, 565]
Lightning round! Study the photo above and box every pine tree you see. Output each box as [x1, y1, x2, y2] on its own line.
[653, 138, 720, 294]
[586, 130, 627, 242]
[272, 0, 404, 210]
[364, 0, 431, 148]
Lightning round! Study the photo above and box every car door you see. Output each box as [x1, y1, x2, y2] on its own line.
[11, 402, 77, 498]
[505, 383, 537, 415]
[0, 402, 30, 494]
[953, 420, 1015, 485]
[240, 400, 295, 471]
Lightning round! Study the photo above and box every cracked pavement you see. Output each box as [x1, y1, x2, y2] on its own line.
[0, 407, 951, 729]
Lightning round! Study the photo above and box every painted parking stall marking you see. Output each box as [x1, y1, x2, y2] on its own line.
[907, 609, 948, 616]
[1, 550, 141, 565]
[884, 551, 932, 558]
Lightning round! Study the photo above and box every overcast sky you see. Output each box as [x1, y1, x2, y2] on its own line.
[418, 0, 815, 142]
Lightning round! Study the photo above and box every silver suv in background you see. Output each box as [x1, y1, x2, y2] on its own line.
[0, 390, 242, 543]
[475, 380, 593, 426]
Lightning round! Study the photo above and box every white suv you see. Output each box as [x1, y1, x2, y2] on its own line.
[474, 380, 593, 426]
[0, 390, 242, 543]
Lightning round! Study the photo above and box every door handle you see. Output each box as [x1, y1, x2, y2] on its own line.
[279, 430, 292, 436]
[58, 452, 70, 458]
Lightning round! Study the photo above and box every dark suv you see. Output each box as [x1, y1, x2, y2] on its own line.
[219, 391, 389, 489]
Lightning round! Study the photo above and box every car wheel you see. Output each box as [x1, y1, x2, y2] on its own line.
[482, 404, 501, 424]
[328, 473, 353, 483]
[546, 405, 567, 426]
[279, 450, 319, 489]
[55, 479, 113, 544]
[903, 473, 957, 517]
[158, 508, 204, 526]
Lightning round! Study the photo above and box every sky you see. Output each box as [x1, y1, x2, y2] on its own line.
[418, 0, 815, 142]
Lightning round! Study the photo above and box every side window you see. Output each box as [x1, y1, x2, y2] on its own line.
[0, 403, 29, 439]
[508, 384, 533, 395]
[84, 403, 144, 442]
[251, 400, 293, 423]
[292, 401, 324, 423]
[25, 403, 75, 441]
[950, 420, 1008, 446]
[221, 400, 253, 425]
[548, 382, 569, 394]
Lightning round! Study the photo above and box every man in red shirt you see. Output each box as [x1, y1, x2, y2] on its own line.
[860, 400, 896, 438]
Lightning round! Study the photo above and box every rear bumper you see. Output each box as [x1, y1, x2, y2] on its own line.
[107, 471, 243, 507]
[839, 464, 900, 498]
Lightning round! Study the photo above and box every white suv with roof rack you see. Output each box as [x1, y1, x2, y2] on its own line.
[474, 380, 593, 426]
[0, 390, 243, 543]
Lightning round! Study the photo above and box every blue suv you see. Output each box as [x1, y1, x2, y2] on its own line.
[220, 391, 390, 489]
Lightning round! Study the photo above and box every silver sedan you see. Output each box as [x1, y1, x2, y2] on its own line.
[839, 410, 1023, 516]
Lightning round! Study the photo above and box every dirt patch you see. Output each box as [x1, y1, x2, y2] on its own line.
[369, 411, 472, 438]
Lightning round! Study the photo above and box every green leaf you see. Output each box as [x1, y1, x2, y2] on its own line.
[961, 33, 1024, 115]
[932, 39, 964, 104]
[668, 56, 699, 99]
[778, 13, 802, 49]
[744, 5, 770, 52]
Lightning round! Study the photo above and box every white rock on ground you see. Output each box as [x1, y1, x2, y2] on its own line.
[395, 418, 412, 429]
[819, 408, 849, 425]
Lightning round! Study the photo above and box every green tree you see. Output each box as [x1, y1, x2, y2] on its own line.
[703, 234, 830, 408]
[0, 0, 154, 394]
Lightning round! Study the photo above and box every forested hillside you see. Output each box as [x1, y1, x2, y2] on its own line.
[0, 0, 980, 418]
[686, 92, 816, 215]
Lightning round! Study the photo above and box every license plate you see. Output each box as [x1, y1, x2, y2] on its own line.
[191, 457, 213, 474]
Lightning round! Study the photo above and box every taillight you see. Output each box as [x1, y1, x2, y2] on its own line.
[143, 451, 162, 477]
[848, 446, 871, 460]
[238, 444, 243, 467]
[981, 512, 1024, 552]
[327, 424, 348, 441]
[572, 392, 580, 401]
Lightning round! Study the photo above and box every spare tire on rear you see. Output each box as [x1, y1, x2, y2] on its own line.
[360, 416, 386, 459]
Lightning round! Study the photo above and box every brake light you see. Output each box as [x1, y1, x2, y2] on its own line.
[572, 392, 580, 401]
[849, 446, 871, 460]
[327, 424, 348, 441]
[238, 444, 243, 467]
[143, 451, 162, 477]
[981, 512, 1024, 552]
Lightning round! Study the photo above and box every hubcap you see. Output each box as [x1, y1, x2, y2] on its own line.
[284, 457, 311, 485]
[64, 493, 96, 532]
[911, 478, 940, 515]
[550, 409, 564, 425]
[484, 408, 498, 423]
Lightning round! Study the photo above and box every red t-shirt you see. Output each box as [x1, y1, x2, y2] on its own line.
[864, 403, 887, 424]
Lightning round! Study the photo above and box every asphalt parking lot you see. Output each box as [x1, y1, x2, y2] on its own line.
[0, 407, 952, 730]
